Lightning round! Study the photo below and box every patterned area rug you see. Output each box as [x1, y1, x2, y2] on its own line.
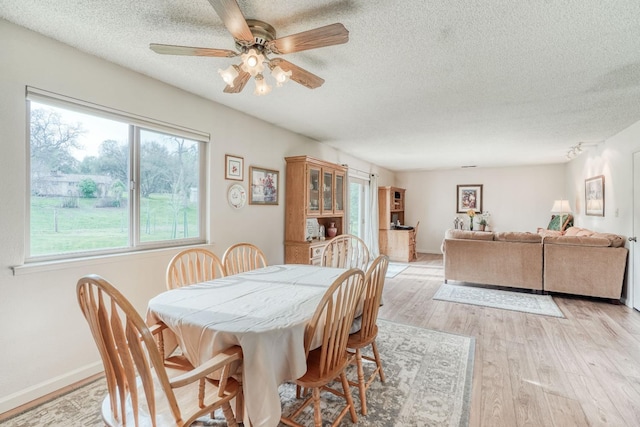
[1, 320, 474, 427]
[385, 263, 409, 278]
[434, 283, 565, 318]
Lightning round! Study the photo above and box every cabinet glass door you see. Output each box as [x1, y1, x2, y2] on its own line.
[308, 167, 320, 214]
[322, 171, 333, 212]
[335, 172, 344, 213]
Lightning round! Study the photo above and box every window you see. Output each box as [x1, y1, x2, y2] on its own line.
[27, 88, 207, 260]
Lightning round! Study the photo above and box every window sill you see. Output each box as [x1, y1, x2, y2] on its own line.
[12, 243, 210, 276]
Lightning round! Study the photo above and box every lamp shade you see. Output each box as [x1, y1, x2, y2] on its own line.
[551, 199, 572, 213]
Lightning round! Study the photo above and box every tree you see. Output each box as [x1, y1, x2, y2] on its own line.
[98, 140, 128, 184]
[30, 108, 84, 196]
[78, 178, 97, 198]
[30, 108, 84, 174]
[140, 141, 172, 197]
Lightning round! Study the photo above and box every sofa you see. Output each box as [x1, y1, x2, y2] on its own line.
[542, 227, 628, 299]
[442, 229, 543, 291]
[442, 227, 628, 300]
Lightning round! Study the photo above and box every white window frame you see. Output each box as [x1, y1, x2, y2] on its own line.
[25, 87, 208, 262]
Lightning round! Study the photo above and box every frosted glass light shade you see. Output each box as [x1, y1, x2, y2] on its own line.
[253, 74, 272, 96]
[218, 65, 239, 87]
[551, 199, 572, 213]
[240, 48, 265, 77]
[271, 65, 292, 87]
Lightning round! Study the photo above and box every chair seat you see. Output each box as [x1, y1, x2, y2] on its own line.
[102, 365, 240, 427]
[295, 347, 353, 388]
[347, 324, 378, 349]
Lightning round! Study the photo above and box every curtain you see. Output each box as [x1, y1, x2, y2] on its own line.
[366, 174, 380, 258]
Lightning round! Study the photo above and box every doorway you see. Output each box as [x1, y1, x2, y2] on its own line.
[633, 151, 640, 310]
[348, 177, 368, 239]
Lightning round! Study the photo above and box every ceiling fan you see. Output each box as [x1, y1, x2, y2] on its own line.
[150, 0, 349, 95]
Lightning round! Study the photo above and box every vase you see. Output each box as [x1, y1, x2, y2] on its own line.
[469, 219, 473, 231]
[327, 222, 337, 238]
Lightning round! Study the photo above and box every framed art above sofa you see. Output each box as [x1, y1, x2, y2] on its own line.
[585, 175, 604, 216]
[456, 184, 483, 213]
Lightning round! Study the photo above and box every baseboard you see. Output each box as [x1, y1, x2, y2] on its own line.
[0, 361, 104, 417]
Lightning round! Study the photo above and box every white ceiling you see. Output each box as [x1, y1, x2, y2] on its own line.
[2, 0, 640, 171]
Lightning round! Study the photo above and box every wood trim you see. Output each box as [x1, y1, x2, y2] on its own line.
[0, 373, 105, 422]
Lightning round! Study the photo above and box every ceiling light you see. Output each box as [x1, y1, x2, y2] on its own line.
[218, 65, 239, 87]
[241, 48, 265, 77]
[254, 74, 272, 96]
[270, 65, 292, 87]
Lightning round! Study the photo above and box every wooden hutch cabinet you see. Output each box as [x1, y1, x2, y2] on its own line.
[285, 156, 347, 264]
[378, 186, 415, 262]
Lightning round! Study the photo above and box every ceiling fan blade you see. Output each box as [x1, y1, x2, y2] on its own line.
[150, 43, 238, 58]
[267, 23, 348, 54]
[207, 0, 254, 43]
[223, 69, 251, 93]
[270, 58, 325, 89]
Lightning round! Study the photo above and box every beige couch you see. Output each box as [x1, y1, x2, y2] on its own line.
[442, 229, 543, 291]
[543, 227, 628, 299]
[442, 227, 628, 300]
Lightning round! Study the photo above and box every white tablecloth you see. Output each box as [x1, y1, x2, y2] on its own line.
[146, 264, 347, 427]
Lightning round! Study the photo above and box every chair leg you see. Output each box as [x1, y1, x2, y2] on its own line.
[221, 402, 239, 427]
[355, 349, 367, 415]
[371, 341, 385, 383]
[235, 388, 245, 425]
[340, 371, 358, 423]
[312, 387, 322, 427]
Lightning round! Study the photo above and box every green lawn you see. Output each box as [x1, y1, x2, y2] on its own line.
[30, 194, 198, 256]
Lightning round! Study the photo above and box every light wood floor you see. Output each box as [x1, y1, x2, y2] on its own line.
[378, 253, 640, 427]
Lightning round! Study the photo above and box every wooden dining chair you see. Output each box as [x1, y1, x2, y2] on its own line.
[346, 255, 389, 415]
[320, 234, 370, 270]
[166, 248, 225, 290]
[280, 268, 366, 427]
[77, 274, 242, 427]
[410, 221, 420, 261]
[222, 242, 267, 275]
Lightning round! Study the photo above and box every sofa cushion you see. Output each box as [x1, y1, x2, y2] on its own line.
[591, 232, 626, 248]
[564, 227, 595, 237]
[494, 231, 542, 243]
[543, 236, 612, 247]
[537, 228, 564, 237]
[445, 229, 494, 241]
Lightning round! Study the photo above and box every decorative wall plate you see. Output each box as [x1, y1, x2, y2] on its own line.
[227, 183, 247, 209]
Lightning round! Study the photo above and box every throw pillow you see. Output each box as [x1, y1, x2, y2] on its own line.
[547, 214, 573, 231]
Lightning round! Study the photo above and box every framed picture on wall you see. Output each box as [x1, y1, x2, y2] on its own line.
[225, 154, 244, 181]
[585, 175, 605, 216]
[249, 166, 279, 205]
[456, 184, 483, 213]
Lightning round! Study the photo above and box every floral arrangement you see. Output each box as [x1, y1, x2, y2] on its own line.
[467, 209, 475, 230]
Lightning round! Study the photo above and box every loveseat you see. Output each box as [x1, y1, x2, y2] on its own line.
[442, 227, 628, 300]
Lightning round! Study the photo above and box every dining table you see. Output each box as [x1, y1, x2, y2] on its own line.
[146, 263, 349, 427]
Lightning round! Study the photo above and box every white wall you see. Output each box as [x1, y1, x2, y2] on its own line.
[0, 20, 392, 412]
[397, 164, 567, 254]
[564, 121, 640, 304]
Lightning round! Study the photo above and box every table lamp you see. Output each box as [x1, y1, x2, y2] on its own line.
[551, 199, 572, 231]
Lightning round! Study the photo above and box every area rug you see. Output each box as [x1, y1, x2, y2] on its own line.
[385, 262, 409, 278]
[1, 320, 474, 427]
[433, 283, 565, 318]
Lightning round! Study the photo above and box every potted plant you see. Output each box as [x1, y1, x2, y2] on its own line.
[477, 212, 490, 231]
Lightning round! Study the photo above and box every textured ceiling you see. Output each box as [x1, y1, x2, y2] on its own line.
[2, 0, 640, 171]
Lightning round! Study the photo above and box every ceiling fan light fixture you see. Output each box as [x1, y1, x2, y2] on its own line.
[254, 74, 272, 96]
[218, 64, 240, 87]
[271, 65, 292, 87]
[241, 48, 265, 76]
